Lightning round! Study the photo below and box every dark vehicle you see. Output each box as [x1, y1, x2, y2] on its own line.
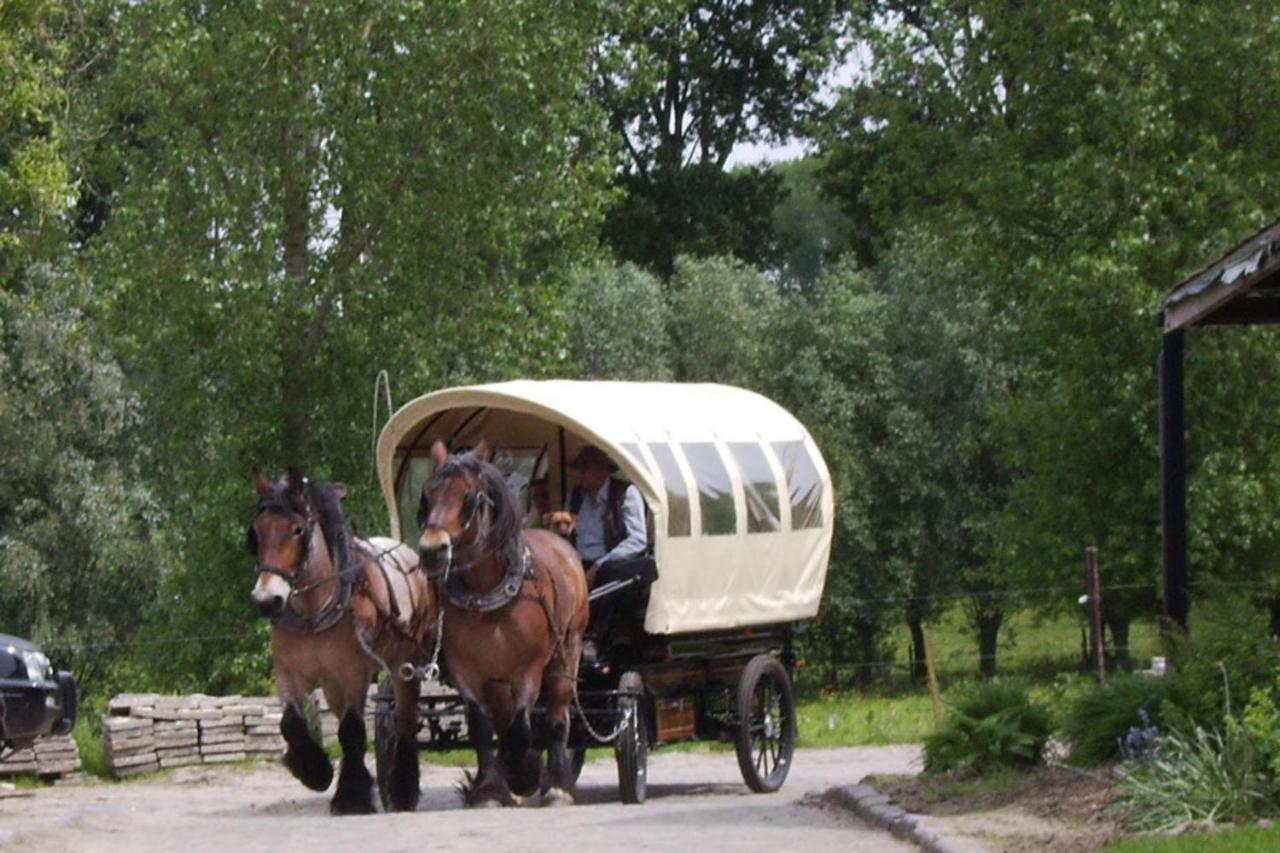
[0, 634, 77, 753]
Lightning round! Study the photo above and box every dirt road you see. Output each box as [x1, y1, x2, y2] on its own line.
[2, 746, 919, 852]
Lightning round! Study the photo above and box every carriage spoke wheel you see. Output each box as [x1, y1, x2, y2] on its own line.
[614, 671, 647, 804]
[373, 676, 395, 811]
[734, 655, 796, 793]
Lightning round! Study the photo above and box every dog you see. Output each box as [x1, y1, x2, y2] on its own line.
[544, 511, 576, 541]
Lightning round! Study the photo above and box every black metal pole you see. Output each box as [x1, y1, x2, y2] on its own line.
[1159, 329, 1189, 630]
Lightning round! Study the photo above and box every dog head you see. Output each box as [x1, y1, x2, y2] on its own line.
[545, 511, 576, 540]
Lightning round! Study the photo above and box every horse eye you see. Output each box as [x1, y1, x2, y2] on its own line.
[292, 525, 305, 537]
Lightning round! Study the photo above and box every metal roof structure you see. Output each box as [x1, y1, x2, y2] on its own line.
[1159, 217, 1280, 629]
[1162, 217, 1280, 331]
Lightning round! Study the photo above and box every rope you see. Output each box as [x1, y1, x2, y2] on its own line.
[369, 369, 393, 484]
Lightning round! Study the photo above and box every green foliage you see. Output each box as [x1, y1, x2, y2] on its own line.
[1163, 594, 1280, 728]
[771, 156, 854, 288]
[594, 1, 847, 273]
[0, 0, 71, 285]
[564, 261, 672, 380]
[0, 282, 165, 691]
[923, 680, 1051, 774]
[1242, 671, 1280, 780]
[666, 254, 781, 387]
[1115, 721, 1280, 832]
[1062, 675, 1168, 765]
[65, 0, 616, 691]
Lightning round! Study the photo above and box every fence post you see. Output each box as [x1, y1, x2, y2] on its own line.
[922, 626, 943, 726]
[1086, 546, 1106, 684]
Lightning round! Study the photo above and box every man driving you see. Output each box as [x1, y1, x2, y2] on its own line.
[568, 444, 648, 661]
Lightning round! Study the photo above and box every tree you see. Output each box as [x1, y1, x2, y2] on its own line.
[817, 0, 1280, 666]
[666, 254, 781, 388]
[1, 0, 71, 287]
[771, 156, 853, 289]
[565, 262, 674, 380]
[770, 261, 910, 688]
[74, 0, 616, 690]
[593, 0, 849, 274]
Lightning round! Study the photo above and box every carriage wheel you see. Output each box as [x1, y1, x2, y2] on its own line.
[614, 671, 647, 804]
[373, 676, 395, 812]
[734, 654, 796, 793]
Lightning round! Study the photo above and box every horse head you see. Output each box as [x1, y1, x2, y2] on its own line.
[417, 439, 518, 578]
[248, 469, 348, 619]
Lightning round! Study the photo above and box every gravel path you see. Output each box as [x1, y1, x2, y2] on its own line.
[3, 746, 921, 852]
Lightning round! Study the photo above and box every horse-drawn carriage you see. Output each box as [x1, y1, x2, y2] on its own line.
[371, 380, 833, 804]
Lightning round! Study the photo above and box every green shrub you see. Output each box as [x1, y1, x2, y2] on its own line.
[1062, 675, 1168, 765]
[1115, 720, 1279, 832]
[923, 680, 1052, 775]
[1162, 593, 1280, 727]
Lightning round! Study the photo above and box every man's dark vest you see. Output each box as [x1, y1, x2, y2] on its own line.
[569, 478, 629, 553]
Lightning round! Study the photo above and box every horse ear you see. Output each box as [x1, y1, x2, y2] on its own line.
[330, 482, 348, 501]
[473, 439, 491, 462]
[430, 439, 448, 466]
[253, 469, 272, 495]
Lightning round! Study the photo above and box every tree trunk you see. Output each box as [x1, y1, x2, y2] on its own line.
[1269, 598, 1280, 638]
[977, 610, 1003, 678]
[907, 614, 927, 684]
[1105, 612, 1132, 672]
[853, 622, 878, 692]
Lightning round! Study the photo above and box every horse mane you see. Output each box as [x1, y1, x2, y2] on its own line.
[435, 450, 524, 570]
[257, 477, 351, 572]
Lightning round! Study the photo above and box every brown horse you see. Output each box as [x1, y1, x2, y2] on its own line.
[248, 471, 434, 814]
[417, 440, 589, 806]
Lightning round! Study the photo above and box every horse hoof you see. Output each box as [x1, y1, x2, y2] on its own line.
[542, 788, 575, 807]
[330, 791, 377, 816]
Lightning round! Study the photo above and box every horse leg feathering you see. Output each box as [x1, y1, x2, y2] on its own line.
[280, 702, 333, 792]
[330, 710, 375, 815]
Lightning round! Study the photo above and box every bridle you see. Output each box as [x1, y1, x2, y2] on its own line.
[419, 465, 534, 613]
[418, 478, 494, 580]
[249, 503, 352, 631]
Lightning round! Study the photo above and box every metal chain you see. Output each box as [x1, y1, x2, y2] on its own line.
[570, 675, 632, 744]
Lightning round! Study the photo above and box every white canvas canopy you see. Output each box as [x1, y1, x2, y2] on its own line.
[376, 380, 833, 635]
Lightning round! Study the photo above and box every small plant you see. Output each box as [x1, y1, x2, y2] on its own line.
[1114, 720, 1278, 832]
[1119, 709, 1161, 763]
[1061, 674, 1167, 765]
[923, 680, 1052, 775]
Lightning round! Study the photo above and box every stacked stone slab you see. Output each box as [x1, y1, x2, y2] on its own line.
[103, 693, 287, 778]
[103, 715, 158, 777]
[0, 733, 81, 778]
[100, 683, 463, 779]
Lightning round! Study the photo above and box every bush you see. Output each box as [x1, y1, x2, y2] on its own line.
[1062, 675, 1168, 765]
[1162, 593, 1280, 727]
[923, 680, 1052, 775]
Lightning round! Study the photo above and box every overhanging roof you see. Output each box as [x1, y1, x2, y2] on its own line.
[1162, 218, 1280, 331]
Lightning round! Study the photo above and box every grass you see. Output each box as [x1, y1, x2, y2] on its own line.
[1105, 823, 1280, 852]
[73, 716, 108, 778]
[796, 689, 934, 747]
[879, 606, 1164, 686]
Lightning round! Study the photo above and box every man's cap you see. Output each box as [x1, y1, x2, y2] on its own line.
[569, 444, 618, 471]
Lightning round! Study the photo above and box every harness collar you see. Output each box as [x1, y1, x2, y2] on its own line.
[444, 545, 534, 613]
